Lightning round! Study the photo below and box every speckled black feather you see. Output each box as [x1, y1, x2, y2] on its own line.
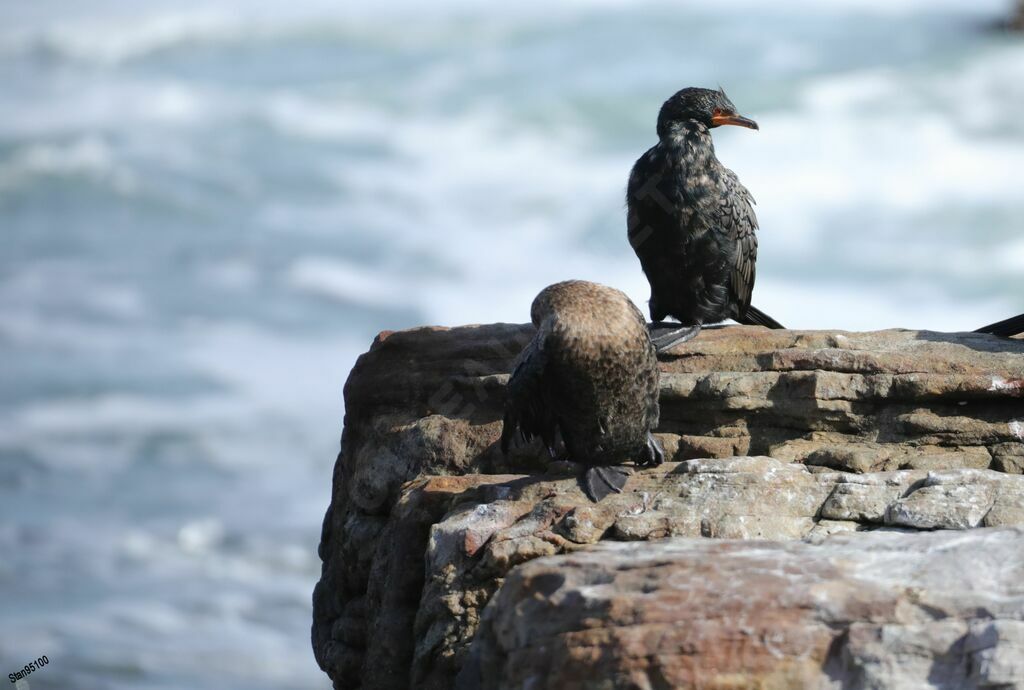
[627, 87, 783, 329]
[500, 281, 663, 501]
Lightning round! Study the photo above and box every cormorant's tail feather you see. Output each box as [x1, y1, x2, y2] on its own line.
[974, 313, 1024, 338]
[581, 466, 630, 502]
[738, 305, 785, 330]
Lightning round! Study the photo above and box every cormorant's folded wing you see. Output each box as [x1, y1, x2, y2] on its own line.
[720, 169, 758, 317]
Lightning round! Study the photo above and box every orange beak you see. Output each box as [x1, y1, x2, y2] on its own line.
[711, 112, 759, 130]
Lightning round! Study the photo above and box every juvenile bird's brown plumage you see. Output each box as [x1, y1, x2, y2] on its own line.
[627, 87, 783, 352]
[501, 280, 663, 501]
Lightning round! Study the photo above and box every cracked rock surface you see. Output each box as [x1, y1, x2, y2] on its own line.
[312, 325, 1024, 689]
[463, 528, 1024, 690]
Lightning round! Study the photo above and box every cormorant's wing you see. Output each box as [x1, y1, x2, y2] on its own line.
[500, 330, 555, 455]
[974, 313, 1024, 338]
[626, 148, 670, 262]
[622, 147, 679, 264]
[626, 147, 683, 323]
[720, 169, 758, 318]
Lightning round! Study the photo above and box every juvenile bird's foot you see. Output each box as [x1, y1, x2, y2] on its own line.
[581, 465, 631, 502]
[636, 432, 664, 468]
[649, 323, 702, 353]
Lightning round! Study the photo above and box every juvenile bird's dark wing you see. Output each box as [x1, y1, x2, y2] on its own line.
[500, 331, 555, 455]
[720, 169, 758, 318]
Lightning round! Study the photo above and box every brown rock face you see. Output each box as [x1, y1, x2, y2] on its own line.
[464, 528, 1024, 690]
[312, 325, 1024, 690]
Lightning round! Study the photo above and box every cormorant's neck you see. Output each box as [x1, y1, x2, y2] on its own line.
[658, 119, 713, 151]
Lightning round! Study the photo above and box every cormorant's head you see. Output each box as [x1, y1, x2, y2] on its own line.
[656, 87, 758, 139]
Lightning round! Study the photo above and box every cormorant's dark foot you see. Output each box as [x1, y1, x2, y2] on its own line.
[649, 323, 702, 353]
[581, 466, 630, 502]
[637, 432, 664, 468]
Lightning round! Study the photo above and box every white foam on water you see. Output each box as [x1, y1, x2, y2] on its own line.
[0, 8, 241, 64]
[748, 54, 1024, 214]
[0, 136, 139, 192]
[0, 80, 219, 140]
[286, 256, 416, 310]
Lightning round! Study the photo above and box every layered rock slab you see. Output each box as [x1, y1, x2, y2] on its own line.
[415, 458, 1024, 689]
[463, 527, 1024, 690]
[337, 325, 1024, 503]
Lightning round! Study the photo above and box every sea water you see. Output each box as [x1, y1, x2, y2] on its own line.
[0, 0, 1021, 688]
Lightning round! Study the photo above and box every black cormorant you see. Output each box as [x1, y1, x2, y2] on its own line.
[627, 86, 784, 352]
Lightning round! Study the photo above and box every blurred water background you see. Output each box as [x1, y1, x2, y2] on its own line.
[1, 0, 1022, 688]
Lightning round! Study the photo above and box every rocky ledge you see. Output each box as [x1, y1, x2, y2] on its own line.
[312, 325, 1024, 690]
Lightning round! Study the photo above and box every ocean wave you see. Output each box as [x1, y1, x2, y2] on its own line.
[754, 278, 1017, 332]
[0, 9, 242, 65]
[0, 136, 137, 192]
[0, 0, 1007, 67]
[285, 257, 419, 309]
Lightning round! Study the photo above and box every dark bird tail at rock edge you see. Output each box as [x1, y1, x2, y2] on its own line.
[581, 466, 630, 502]
[499, 411, 516, 455]
[974, 313, 1024, 338]
[738, 305, 785, 330]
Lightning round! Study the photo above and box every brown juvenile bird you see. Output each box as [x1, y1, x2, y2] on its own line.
[627, 86, 784, 352]
[500, 280, 663, 501]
